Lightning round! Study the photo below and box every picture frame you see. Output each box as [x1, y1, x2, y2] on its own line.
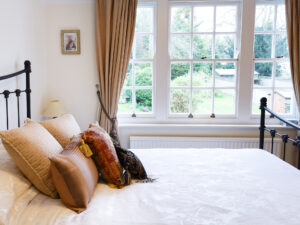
[61, 30, 81, 54]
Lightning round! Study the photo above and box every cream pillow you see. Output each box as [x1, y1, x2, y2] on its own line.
[40, 114, 81, 148]
[0, 120, 63, 198]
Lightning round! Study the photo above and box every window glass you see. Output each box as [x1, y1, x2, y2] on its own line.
[169, 3, 238, 116]
[118, 6, 154, 114]
[252, 3, 293, 115]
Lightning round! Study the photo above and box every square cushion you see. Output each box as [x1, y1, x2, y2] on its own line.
[50, 136, 98, 213]
[82, 124, 124, 188]
[40, 114, 81, 148]
[0, 120, 63, 198]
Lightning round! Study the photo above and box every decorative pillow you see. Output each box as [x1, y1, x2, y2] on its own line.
[82, 124, 124, 188]
[50, 136, 98, 213]
[0, 120, 63, 198]
[40, 114, 81, 148]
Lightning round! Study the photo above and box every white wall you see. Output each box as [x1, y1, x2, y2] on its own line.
[0, 0, 47, 129]
[44, 1, 98, 130]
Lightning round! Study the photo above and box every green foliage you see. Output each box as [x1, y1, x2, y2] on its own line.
[254, 34, 272, 58]
[171, 8, 191, 32]
[136, 35, 151, 59]
[135, 63, 152, 86]
[215, 36, 234, 59]
[170, 89, 189, 113]
[193, 35, 212, 59]
[136, 89, 152, 110]
[275, 34, 289, 58]
[171, 63, 189, 81]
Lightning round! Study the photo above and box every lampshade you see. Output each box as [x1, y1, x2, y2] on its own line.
[43, 100, 66, 118]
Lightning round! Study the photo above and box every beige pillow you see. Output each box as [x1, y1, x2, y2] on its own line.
[50, 136, 98, 213]
[0, 120, 63, 198]
[40, 114, 81, 148]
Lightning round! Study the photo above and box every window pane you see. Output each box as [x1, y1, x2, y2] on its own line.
[276, 5, 286, 31]
[193, 35, 212, 59]
[216, 6, 236, 32]
[192, 90, 212, 114]
[170, 89, 189, 113]
[118, 89, 132, 113]
[274, 89, 292, 114]
[124, 63, 132, 86]
[252, 89, 272, 114]
[215, 34, 235, 59]
[253, 62, 273, 87]
[254, 34, 272, 58]
[135, 63, 152, 86]
[136, 89, 152, 113]
[255, 5, 274, 31]
[193, 7, 213, 32]
[171, 7, 191, 33]
[171, 62, 190, 87]
[135, 34, 153, 59]
[193, 62, 212, 87]
[275, 62, 292, 87]
[215, 62, 236, 87]
[135, 8, 153, 33]
[170, 34, 191, 59]
[275, 33, 289, 58]
[214, 89, 235, 114]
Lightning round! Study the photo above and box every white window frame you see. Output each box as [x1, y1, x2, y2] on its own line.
[117, 0, 297, 125]
[251, 0, 297, 119]
[168, 1, 241, 119]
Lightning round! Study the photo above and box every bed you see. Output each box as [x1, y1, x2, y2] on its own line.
[1, 61, 300, 225]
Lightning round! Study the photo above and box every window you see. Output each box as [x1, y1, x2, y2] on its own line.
[169, 4, 240, 117]
[118, 5, 155, 116]
[252, 3, 293, 116]
[117, 0, 297, 124]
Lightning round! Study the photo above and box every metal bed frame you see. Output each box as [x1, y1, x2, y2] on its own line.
[259, 97, 300, 169]
[0, 60, 31, 129]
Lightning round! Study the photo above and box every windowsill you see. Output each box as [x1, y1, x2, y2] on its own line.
[118, 123, 295, 130]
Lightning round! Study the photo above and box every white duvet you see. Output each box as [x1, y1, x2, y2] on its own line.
[1, 146, 300, 225]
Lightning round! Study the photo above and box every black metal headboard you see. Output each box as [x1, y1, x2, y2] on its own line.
[0, 60, 31, 129]
[259, 97, 300, 169]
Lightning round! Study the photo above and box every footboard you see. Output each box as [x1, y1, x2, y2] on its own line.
[259, 97, 300, 169]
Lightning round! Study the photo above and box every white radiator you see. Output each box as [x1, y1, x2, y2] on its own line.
[130, 136, 282, 157]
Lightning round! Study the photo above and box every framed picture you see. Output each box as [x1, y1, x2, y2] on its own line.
[61, 30, 81, 54]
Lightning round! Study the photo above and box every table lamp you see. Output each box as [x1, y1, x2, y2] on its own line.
[43, 100, 66, 118]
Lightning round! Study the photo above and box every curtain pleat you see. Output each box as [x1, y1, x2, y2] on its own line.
[285, 0, 300, 112]
[95, 0, 137, 142]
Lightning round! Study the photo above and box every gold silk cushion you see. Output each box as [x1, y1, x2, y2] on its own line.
[82, 124, 124, 188]
[0, 120, 63, 198]
[50, 136, 98, 213]
[40, 114, 81, 148]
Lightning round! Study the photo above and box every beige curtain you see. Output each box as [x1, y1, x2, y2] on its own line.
[285, 0, 300, 112]
[95, 0, 137, 143]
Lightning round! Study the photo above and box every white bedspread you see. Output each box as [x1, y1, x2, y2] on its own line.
[2, 147, 300, 225]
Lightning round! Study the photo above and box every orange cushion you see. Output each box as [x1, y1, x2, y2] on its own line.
[82, 125, 124, 188]
[50, 136, 98, 213]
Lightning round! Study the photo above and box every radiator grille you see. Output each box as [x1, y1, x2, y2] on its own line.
[130, 136, 281, 157]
